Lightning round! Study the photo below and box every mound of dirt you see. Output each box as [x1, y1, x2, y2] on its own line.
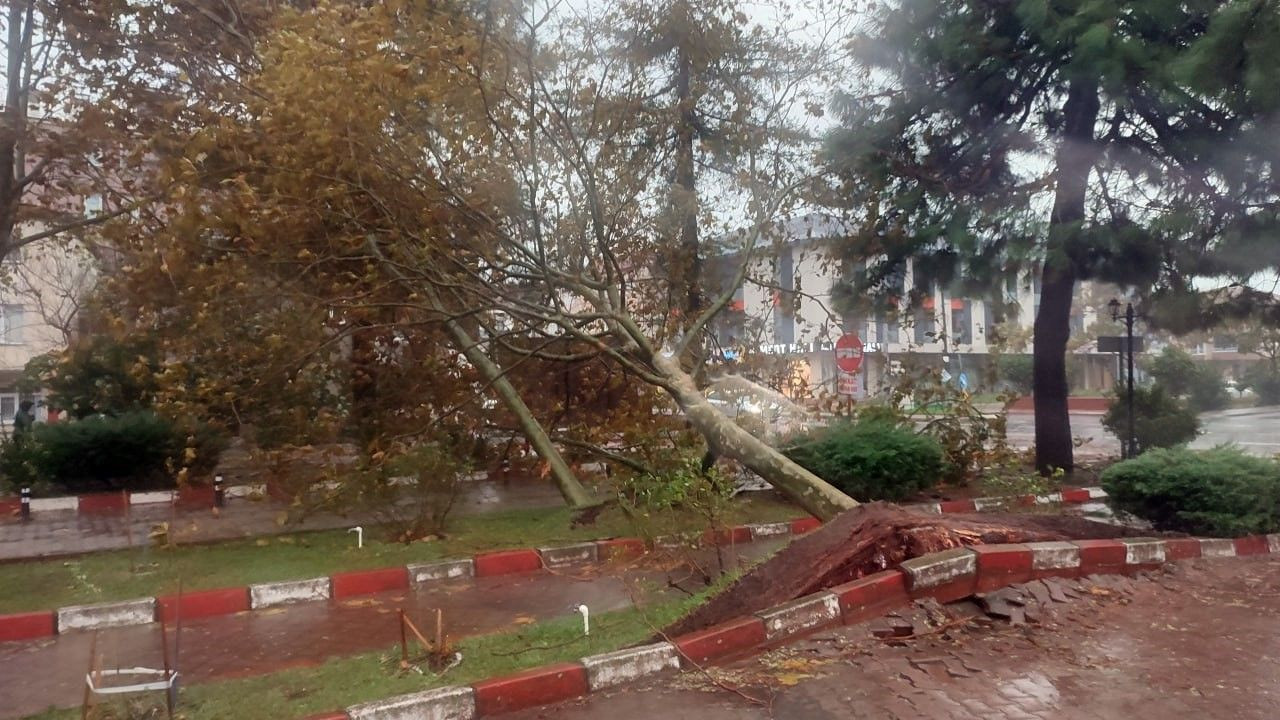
[663, 502, 1162, 637]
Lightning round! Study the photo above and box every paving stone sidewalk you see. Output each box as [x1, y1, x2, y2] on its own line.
[0, 480, 566, 561]
[504, 555, 1280, 720]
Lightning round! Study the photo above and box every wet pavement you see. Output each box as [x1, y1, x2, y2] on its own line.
[1004, 405, 1280, 457]
[506, 555, 1280, 720]
[0, 541, 781, 718]
[0, 479, 567, 561]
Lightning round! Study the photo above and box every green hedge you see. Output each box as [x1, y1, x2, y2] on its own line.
[783, 420, 944, 502]
[1101, 446, 1280, 537]
[0, 411, 226, 494]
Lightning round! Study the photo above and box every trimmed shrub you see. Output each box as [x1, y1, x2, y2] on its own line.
[0, 412, 225, 494]
[783, 420, 945, 502]
[1101, 384, 1199, 453]
[1101, 446, 1280, 536]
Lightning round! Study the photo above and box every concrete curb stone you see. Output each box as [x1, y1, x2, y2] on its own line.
[756, 591, 840, 641]
[409, 559, 475, 584]
[249, 577, 331, 608]
[747, 522, 792, 540]
[1120, 538, 1167, 566]
[538, 542, 598, 568]
[347, 685, 475, 720]
[57, 598, 156, 632]
[581, 642, 680, 691]
[1198, 538, 1237, 558]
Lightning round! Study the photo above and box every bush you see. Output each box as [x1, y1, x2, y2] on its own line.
[1145, 347, 1229, 412]
[1101, 384, 1199, 453]
[1101, 446, 1280, 536]
[1186, 368, 1230, 412]
[1145, 347, 1198, 396]
[783, 420, 944, 501]
[0, 411, 223, 494]
[996, 354, 1034, 395]
[1241, 364, 1280, 406]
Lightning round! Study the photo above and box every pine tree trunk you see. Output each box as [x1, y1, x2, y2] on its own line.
[650, 352, 858, 520]
[1034, 80, 1099, 474]
[1033, 261, 1075, 473]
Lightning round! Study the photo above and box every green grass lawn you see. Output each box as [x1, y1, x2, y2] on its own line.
[22, 574, 733, 720]
[0, 494, 800, 614]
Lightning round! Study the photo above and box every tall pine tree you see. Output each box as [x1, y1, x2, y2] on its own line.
[823, 0, 1280, 473]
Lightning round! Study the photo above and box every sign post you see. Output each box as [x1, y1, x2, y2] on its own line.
[835, 333, 864, 398]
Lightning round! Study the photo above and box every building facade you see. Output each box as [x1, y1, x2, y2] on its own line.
[712, 215, 1117, 401]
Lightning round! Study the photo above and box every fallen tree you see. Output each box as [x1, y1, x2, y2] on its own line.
[664, 503, 1158, 636]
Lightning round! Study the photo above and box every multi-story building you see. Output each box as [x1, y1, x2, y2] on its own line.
[711, 214, 1117, 400]
[0, 240, 96, 427]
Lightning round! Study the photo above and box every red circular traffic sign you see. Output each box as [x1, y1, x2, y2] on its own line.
[835, 333, 864, 373]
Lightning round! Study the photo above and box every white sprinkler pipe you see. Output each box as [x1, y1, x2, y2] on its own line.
[577, 604, 590, 636]
[349, 526, 363, 549]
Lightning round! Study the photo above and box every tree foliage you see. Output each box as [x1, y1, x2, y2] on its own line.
[822, 0, 1280, 474]
[20, 334, 159, 419]
[96, 0, 867, 519]
[1145, 346, 1229, 412]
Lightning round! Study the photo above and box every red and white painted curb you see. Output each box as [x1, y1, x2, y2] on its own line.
[0, 486, 1108, 643]
[316, 531, 1280, 720]
[0, 484, 240, 519]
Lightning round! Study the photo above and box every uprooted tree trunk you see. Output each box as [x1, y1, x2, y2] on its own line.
[664, 502, 1155, 637]
[650, 352, 858, 521]
[430, 293, 597, 509]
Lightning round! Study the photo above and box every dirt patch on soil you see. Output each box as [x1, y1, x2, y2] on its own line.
[664, 502, 1161, 637]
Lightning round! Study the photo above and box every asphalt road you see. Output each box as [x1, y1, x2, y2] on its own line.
[1004, 406, 1280, 457]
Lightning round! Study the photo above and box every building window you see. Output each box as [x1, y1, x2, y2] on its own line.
[0, 305, 23, 344]
[774, 248, 795, 345]
[0, 395, 14, 423]
[913, 309, 936, 345]
[1213, 335, 1238, 352]
[951, 300, 972, 345]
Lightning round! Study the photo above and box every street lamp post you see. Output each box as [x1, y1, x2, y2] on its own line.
[1108, 299, 1138, 458]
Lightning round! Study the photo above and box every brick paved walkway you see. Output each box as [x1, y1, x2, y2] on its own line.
[505, 555, 1280, 719]
[0, 480, 566, 561]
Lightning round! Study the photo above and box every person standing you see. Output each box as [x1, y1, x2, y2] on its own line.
[12, 400, 35, 443]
